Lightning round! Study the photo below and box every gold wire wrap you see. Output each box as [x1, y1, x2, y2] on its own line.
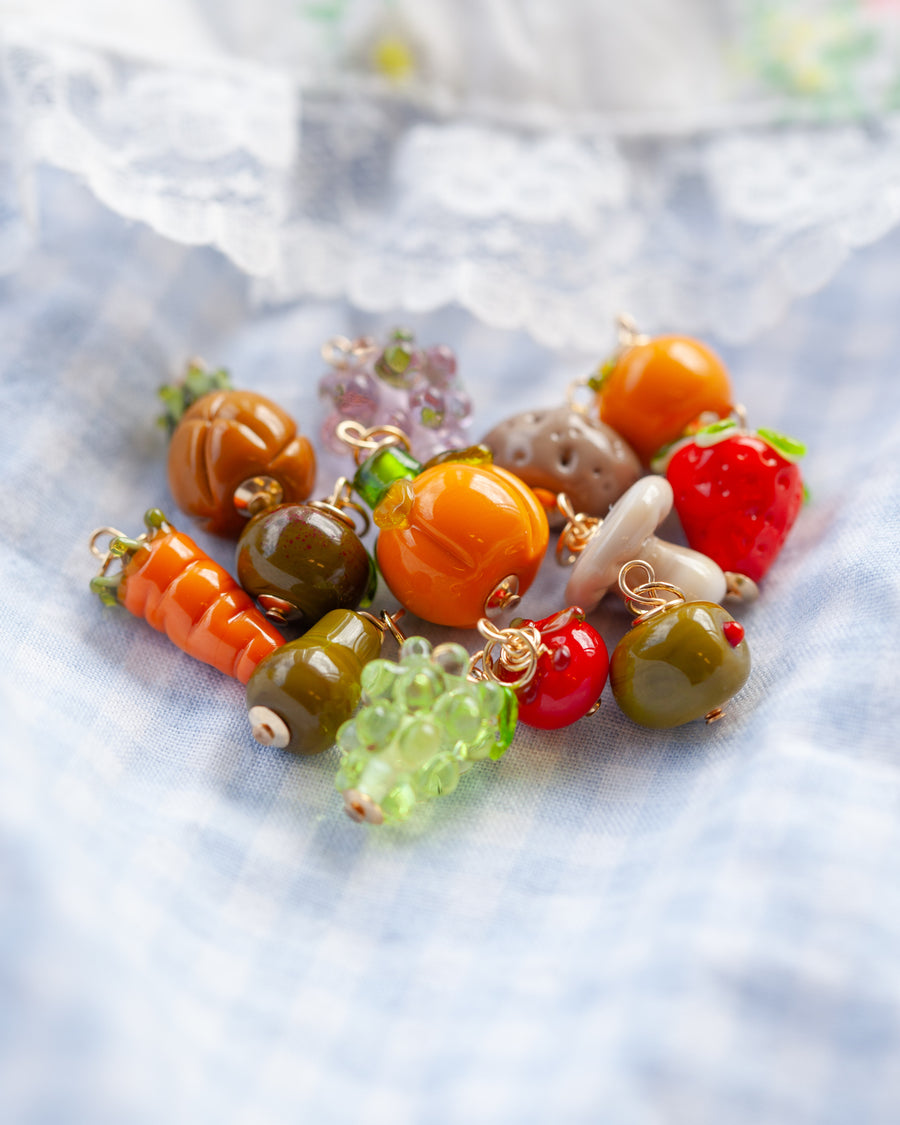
[565, 378, 594, 417]
[334, 420, 412, 466]
[89, 527, 125, 559]
[473, 618, 548, 692]
[320, 335, 379, 369]
[617, 560, 686, 625]
[308, 476, 371, 536]
[615, 311, 649, 349]
[555, 493, 601, 566]
[358, 608, 407, 647]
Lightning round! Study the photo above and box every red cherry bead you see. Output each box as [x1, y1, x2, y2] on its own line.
[507, 607, 609, 731]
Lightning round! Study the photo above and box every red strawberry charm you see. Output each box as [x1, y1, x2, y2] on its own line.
[477, 608, 609, 730]
[659, 421, 805, 583]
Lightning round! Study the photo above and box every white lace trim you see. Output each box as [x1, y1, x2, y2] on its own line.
[4, 18, 900, 346]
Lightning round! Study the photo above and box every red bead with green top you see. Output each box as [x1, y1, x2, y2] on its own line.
[661, 422, 805, 584]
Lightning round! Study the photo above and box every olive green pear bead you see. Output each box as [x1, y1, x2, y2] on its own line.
[246, 609, 383, 755]
[236, 504, 372, 628]
[610, 602, 751, 728]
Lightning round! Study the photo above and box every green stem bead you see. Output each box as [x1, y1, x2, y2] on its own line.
[353, 446, 422, 509]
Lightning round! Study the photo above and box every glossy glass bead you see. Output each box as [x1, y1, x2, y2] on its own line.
[335, 637, 518, 824]
[353, 445, 422, 508]
[610, 601, 751, 728]
[168, 388, 316, 538]
[246, 609, 383, 755]
[236, 503, 373, 627]
[374, 462, 549, 628]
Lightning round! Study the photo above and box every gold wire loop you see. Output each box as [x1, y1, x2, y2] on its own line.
[475, 618, 547, 692]
[309, 477, 371, 536]
[618, 560, 685, 625]
[89, 527, 124, 559]
[324, 476, 353, 508]
[321, 335, 379, 369]
[89, 527, 150, 580]
[555, 493, 601, 566]
[467, 650, 487, 682]
[334, 420, 412, 465]
[616, 312, 649, 349]
[566, 378, 595, 417]
[381, 609, 407, 646]
[359, 609, 407, 647]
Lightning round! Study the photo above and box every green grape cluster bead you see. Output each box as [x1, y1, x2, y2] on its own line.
[337, 638, 518, 825]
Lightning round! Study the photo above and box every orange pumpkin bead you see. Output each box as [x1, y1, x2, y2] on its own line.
[375, 462, 549, 628]
[597, 335, 733, 465]
[167, 390, 316, 538]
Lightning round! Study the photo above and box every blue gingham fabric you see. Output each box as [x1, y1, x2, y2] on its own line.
[2, 169, 900, 1125]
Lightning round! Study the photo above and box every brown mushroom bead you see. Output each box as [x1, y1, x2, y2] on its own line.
[167, 390, 316, 538]
[481, 405, 641, 521]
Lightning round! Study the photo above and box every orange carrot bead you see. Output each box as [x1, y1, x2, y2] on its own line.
[119, 526, 284, 683]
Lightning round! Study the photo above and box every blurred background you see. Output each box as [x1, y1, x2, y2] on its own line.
[3, 3, 900, 1124]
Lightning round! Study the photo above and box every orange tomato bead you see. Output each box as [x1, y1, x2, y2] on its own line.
[375, 463, 549, 628]
[598, 335, 733, 465]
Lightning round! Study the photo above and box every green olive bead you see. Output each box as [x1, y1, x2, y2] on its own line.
[610, 602, 751, 728]
[236, 504, 372, 628]
[246, 609, 383, 756]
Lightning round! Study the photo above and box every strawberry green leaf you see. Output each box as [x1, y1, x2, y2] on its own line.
[693, 419, 738, 447]
[649, 437, 682, 473]
[697, 419, 738, 436]
[757, 428, 806, 461]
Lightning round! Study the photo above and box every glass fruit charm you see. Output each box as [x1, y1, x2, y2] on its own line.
[610, 561, 751, 728]
[336, 638, 518, 825]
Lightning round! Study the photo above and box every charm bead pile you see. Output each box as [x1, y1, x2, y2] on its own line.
[336, 638, 518, 825]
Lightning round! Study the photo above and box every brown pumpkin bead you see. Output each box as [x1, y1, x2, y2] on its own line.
[167, 390, 316, 537]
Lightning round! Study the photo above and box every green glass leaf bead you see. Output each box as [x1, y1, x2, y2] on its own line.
[360, 658, 404, 702]
[356, 700, 403, 749]
[381, 783, 417, 823]
[353, 446, 422, 509]
[416, 753, 460, 800]
[757, 427, 807, 461]
[397, 716, 443, 769]
[477, 682, 518, 759]
[395, 665, 445, 711]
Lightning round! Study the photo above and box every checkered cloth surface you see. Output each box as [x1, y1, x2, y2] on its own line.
[2, 171, 900, 1125]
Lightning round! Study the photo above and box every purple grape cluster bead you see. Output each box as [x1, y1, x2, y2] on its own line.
[318, 329, 473, 459]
